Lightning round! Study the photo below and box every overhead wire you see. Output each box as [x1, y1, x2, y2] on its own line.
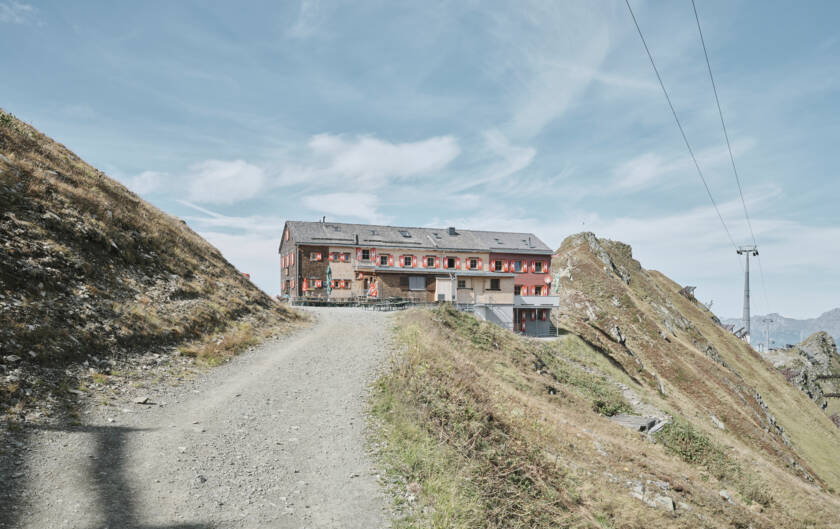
[624, 0, 741, 253]
[690, 0, 773, 315]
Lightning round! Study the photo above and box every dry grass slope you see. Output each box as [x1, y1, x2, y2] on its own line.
[371, 233, 840, 528]
[0, 108, 303, 422]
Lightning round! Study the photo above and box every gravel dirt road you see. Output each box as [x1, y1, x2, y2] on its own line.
[3, 307, 393, 529]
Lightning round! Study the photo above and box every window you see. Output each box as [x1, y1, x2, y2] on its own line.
[493, 260, 503, 272]
[457, 279, 466, 289]
[514, 285, 522, 295]
[399, 230, 411, 238]
[380, 255, 389, 266]
[403, 255, 412, 267]
[469, 258, 478, 270]
[513, 260, 522, 272]
[447, 257, 456, 269]
[534, 261, 543, 273]
[409, 276, 425, 291]
[310, 252, 322, 261]
[362, 249, 370, 260]
[309, 277, 320, 288]
[489, 278, 501, 291]
[342, 252, 351, 262]
[426, 256, 435, 267]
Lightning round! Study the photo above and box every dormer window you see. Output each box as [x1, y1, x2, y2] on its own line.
[399, 230, 411, 238]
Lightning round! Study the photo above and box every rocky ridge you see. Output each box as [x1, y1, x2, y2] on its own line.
[763, 331, 840, 413]
[550, 233, 840, 489]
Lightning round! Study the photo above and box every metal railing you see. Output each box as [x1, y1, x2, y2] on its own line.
[290, 296, 477, 313]
[290, 296, 563, 337]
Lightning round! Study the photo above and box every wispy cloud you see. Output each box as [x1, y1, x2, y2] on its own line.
[484, 2, 614, 139]
[287, 0, 323, 39]
[124, 170, 165, 195]
[177, 200, 286, 235]
[187, 159, 266, 204]
[0, 1, 35, 24]
[302, 192, 389, 224]
[276, 133, 460, 189]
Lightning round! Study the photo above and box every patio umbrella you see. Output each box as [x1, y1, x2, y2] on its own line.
[326, 265, 332, 296]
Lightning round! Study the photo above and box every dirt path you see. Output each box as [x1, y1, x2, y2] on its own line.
[4, 308, 393, 529]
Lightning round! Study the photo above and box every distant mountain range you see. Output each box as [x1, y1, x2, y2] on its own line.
[723, 308, 840, 348]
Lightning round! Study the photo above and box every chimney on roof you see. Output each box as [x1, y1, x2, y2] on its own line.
[321, 216, 326, 223]
[448, 226, 457, 236]
[528, 236, 534, 248]
[354, 234, 359, 244]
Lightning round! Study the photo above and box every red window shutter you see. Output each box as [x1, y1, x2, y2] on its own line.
[388, 255, 394, 266]
[398, 255, 404, 267]
[540, 309, 547, 321]
[357, 248, 362, 261]
[328, 252, 334, 262]
[455, 257, 461, 269]
[502, 260, 508, 272]
[443, 257, 448, 269]
[529, 260, 534, 273]
[317, 252, 322, 261]
[435, 256, 441, 268]
[531, 285, 536, 295]
[371, 248, 376, 262]
[412, 256, 417, 267]
[531, 309, 536, 321]
[339, 280, 345, 288]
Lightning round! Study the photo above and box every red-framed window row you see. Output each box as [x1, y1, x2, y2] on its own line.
[491, 258, 549, 274]
[330, 279, 351, 289]
[282, 253, 296, 268]
[515, 284, 550, 296]
[328, 252, 352, 262]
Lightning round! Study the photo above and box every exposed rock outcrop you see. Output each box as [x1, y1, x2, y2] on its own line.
[762, 331, 840, 410]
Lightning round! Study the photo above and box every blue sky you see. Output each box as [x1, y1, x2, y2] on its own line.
[2, 0, 838, 319]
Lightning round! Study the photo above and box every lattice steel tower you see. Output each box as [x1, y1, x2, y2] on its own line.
[737, 246, 759, 343]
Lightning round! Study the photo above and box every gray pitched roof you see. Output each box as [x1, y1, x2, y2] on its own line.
[285, 221, 552, 254]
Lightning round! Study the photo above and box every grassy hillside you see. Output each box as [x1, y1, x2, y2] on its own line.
[0, 109, 301, 422]
[371, 233, 840, 528]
